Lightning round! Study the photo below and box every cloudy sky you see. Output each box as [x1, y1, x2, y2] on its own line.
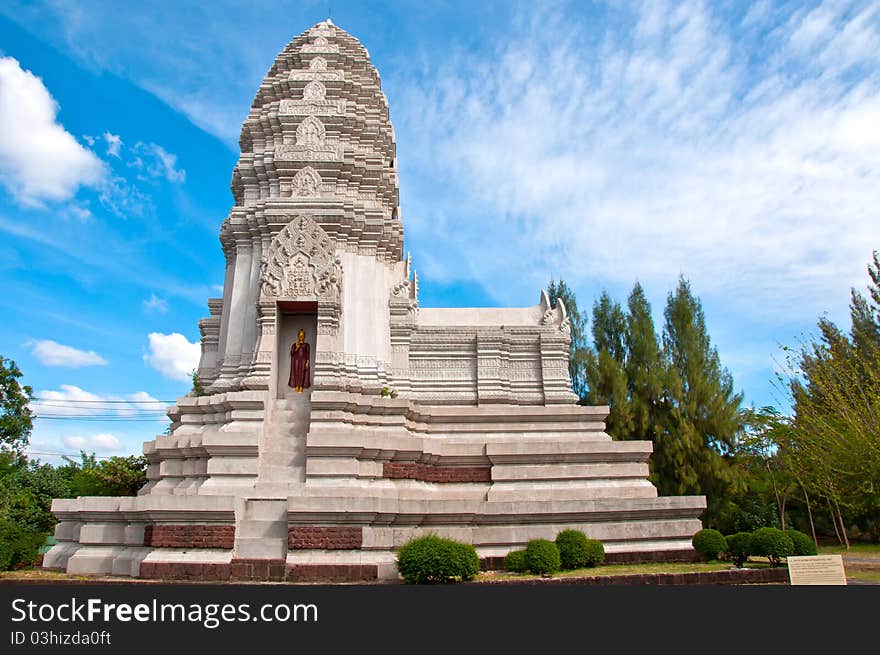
[1, 1, 877, 462]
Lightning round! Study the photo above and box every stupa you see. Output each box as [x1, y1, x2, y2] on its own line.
[44, 20, 705, 581]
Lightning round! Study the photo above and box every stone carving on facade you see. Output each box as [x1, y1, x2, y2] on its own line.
[290, 57, 343, 81]
[303, 80, 326, 101]
[291, 166, 322, 197]
[389, 252, 419, 315]
[301, 36, 339, 53]
[260, 215, 342, 300]
[275, 116, 341, 162]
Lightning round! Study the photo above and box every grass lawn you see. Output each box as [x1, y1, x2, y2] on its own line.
[477, 559, 771, 582]
[819, 543, 880, 555]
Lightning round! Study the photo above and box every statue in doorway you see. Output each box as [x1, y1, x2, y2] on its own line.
[288, 328, 311, 392]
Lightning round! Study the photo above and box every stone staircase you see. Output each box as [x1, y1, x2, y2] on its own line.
[233, 392, 311, 560]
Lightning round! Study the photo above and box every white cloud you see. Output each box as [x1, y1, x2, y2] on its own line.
[0, 56, 106, 204]
[103, 131, 122, 157]
[28, 339, 107, 367]
[395, 0, 880, 324]
[63, 433, 123, 453]
[132, 142, 186, 183]
[143, 332, 200, 381]
[142, 293, 169, 314]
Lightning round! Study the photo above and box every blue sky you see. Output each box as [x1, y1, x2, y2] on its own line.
[1, 1, 877, 463]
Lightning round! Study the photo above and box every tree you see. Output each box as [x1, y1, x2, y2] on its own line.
[0, 356, 34, 453]
[655, 278, 742, 519]
[623, 283, 664, 444]
[776, 251, 880, 542]
[547, 278, 590, 401]
[583, 292, 631, 438]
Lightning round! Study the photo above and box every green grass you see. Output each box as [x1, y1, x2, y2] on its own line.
[478, 559, 771, 581]
[819, 543, 880, 555]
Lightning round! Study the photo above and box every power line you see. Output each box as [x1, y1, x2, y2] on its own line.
[35, 416, 169, 422]
[26, 450, 116, 460]
[32, 398, 175, 404]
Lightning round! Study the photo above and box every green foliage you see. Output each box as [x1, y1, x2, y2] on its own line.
[191, 370, 205, 397]
[64, 452, 148, 497]
[524, 539, 561, 575]
[0, 517, 46, 570]
[0, 451, 73, 571]
[692, 528, 727, 559]
[774, 252, 880, 542]
[725, 532, 753, 568]
[657, 278, 741, 520]
[549, 278, 743, 529]
[786, 530, 818, 556]
[0, 356, 34, 453]
[547, 278, 590, 402]
[504, 549, 528, 573]
[555, 529, 604, 569]
[750, 527, 795, 566]
[396, 535, 480, 584]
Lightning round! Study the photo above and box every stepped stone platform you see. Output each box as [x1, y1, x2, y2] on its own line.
[44, 19, 705, 582]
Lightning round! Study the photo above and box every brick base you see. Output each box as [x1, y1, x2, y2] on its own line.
[140, 561, 231, 581]
[289, 526, 363, 550]
[230, 558, 286, 581]
[139, 560, 377, 583]
[383, 462, 491, 483]
[144, 524, 235, 549]
[286, 564, 378, 582]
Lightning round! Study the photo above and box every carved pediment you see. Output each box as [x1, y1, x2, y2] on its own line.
[260, 215, 342, 300]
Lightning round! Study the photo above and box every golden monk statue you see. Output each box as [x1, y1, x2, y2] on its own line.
[288, 328, 311, 392]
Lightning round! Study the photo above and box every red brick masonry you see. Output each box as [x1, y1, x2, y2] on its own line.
[383, 462, 491, 483]
[144, 524, 235, 549]
[289, 526, 363, 549]
[138, 560, 378, 582]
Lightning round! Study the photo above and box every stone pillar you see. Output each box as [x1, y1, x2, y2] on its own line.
[238, 236, 263, 377]
[215, 239, 253, 387]
[476, 332, 510, 404]
[540, 331, 578, 404]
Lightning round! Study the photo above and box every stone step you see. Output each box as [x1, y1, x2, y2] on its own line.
[235, 520, 288, 540]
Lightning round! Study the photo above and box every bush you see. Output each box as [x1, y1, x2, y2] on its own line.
[556, 530, 588, 570]
[524, 539, 561, 575]
[692, 528, 727, 559]
[396, 535, 480, 584]
[725, 532, 752, 568]
[750, 527, 795, 566]
[504, 549, 527, 573]
[786, 530, 818, 556]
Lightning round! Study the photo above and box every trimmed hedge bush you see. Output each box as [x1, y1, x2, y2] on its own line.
[692, 528, 727, 559]
[555, 530, 590, 569]
[396, 535, 480, 584]
[725, 532, 753, 568]
[504, 549, 528, 573]
[524, 539, 561, 575]
[750, 527, 794, 566]
[786, 530, 818, 556]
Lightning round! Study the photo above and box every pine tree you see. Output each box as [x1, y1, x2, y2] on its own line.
[624, 283, 664, 443]
[583, 292, 631, 438]
[547, 278, 589, 401]
[655, 278, 742, 508]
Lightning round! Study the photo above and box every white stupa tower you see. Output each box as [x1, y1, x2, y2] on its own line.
[45, 20, 705, 581]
